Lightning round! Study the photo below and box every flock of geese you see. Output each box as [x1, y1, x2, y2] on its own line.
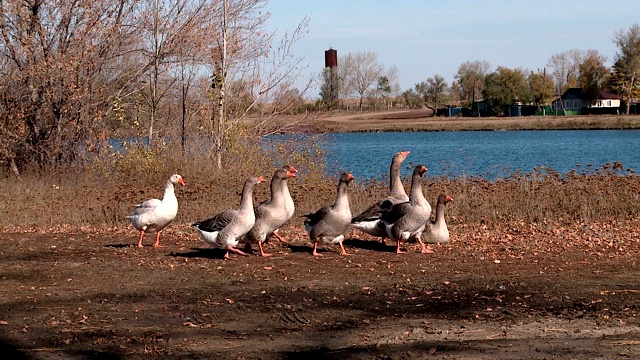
[126, 151, 452, 259]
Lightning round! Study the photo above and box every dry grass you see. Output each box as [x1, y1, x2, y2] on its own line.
[1, 150, 638, 233]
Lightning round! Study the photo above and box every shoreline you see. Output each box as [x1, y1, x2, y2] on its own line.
[300, 111, 640, 133]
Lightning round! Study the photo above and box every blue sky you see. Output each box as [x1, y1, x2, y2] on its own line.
[264, 0, 640, 99]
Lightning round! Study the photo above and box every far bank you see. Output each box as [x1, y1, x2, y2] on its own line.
[302, 111, 640, 133]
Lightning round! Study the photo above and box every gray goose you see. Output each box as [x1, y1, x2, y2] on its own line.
[244, 168, 296, 257]
[351, 151, 410, 241]
[192, 176, 266, 260]
[423, 194, 453, 245]
[126, 174, 185, 248]
[303, 172, 354, 256]
[381, 165, 432, 254]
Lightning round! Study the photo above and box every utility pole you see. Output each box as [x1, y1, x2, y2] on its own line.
[543, 67, 546, 116]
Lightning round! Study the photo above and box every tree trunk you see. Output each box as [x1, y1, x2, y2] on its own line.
[213, 0, 227, 171]
[626, 72, 635, 115]
[181, 81, 187, 156]
[9, 157, 22, 181]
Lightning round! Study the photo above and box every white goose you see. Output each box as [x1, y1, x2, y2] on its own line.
[267, 164, 298, 245]
[351, 151, 410, 241]
[192, 176, 266, 260]
[126, 173, 185, 248]
[380, 165, 432, 254]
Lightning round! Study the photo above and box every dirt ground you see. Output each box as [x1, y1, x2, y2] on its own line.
[1, 218, 639, 359]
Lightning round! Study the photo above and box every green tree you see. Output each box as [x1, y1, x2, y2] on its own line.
[402, 87, 424, 109]
[578, 50, 610, 106]
[528, 69, 554, 110]
[424, 75, 450, 114]
[610, 23, 640, 114]
[483, 66, 531, 116]
[376, 76, 392, 110]
[319, 67, 339, 109]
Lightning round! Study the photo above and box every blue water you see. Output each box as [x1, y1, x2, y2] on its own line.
[267, 130, 640, 180]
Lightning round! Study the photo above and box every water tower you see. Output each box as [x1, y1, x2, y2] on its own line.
[324, 48, 338, 106]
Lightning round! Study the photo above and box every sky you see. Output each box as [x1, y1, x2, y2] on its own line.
[264, 0, 640, 99]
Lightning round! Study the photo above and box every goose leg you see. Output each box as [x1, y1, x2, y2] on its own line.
[339, 242, 351, 256]
[257, 241, 272, 257]
[153, 232, 162, 247]
[227, 246, 248, 256]
[312, 241, 323, 256]
[272, 230, 289, 244]
[137, 231, 145, 248]
[417, 236, 434, 254]
[396, 239, 406, 254]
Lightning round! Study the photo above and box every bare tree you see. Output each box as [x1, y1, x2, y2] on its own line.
[340, 51, 385, 110]
[454, 60, 491, 109]
[208, 0, 311, 169]
[137, 0, 210, 147]
[0, 0, 311, 175]
[378, 65, 401, 109]
[547, 49, 585, 94]
[385, 65, 401, 97]
[0, 0, 139, 174]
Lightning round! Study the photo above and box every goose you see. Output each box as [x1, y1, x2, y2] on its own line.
[126, 174, 185, 248]
[192, 176, 266, 260]
[351, 151, 410, 241]
[423, 194, 453, 244]
[303, 172, 354, 256]
[270, 164, 298, 244]
[380, 165, 432, 254]
[244, 168, 296, 257]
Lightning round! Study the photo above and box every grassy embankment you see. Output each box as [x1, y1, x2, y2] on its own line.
[313, 113, 640, 132]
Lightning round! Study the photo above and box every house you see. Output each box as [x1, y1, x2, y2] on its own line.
[552, 87, 621, 114]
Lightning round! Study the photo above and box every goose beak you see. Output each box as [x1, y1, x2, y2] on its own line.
[178, 178, 186, 186]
